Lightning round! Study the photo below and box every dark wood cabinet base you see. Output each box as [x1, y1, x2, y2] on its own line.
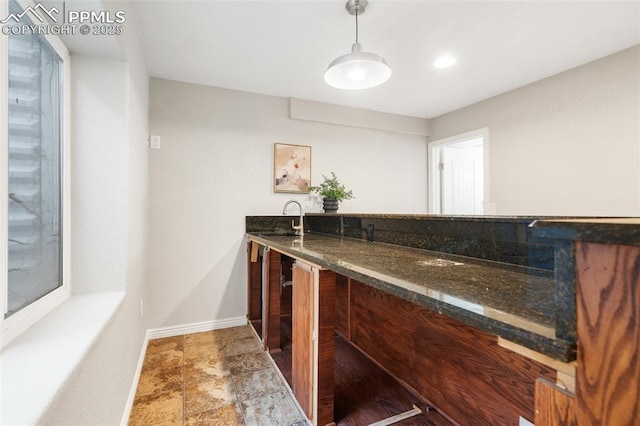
[250, 240, 559, 425]
[272, 314, 453, 425]
[343, 279, 557, 425]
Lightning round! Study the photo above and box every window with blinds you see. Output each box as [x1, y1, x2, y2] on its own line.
[6, 0, 63, 317]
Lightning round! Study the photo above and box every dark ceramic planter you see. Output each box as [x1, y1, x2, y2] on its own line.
[322, 198, 339, 213]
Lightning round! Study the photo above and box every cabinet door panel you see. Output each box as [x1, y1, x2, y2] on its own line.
[292, 262, 314, 419]
[261, 248, 270, 348]
[267, 250, 282, 351]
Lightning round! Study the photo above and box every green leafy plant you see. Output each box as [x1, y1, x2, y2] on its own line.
[308, 172, 354, 202]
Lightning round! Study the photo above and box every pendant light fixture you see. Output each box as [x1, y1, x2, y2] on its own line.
[324, 0, 391, 90]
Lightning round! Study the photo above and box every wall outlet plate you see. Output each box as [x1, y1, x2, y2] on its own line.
[149, 135, 161, 149]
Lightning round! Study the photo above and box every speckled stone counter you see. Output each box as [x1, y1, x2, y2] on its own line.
[530, 218, 640, 246]
[248, 213, 560, 269]
[246, 232, 574, 361]
[529, 217, 640, 343]
[306, 213, 558, 270]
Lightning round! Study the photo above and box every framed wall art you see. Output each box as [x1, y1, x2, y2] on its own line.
[274, 143, 311, 193]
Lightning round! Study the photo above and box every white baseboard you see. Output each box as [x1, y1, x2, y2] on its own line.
[120, 336, 148, 426]
[120, 315, 248, 424]
[146, 316, 247, 340]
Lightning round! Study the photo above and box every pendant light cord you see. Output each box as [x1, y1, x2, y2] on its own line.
[355, 9, 359, 44]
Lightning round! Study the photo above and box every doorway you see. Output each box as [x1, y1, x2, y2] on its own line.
[428, 128, 490, 215]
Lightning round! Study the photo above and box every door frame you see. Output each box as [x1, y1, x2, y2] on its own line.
[427, 127, 491, 214]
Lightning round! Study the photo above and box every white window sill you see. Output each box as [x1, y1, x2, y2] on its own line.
[0, 292, 125, 425]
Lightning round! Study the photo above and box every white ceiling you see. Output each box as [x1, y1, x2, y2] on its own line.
[131, 0, 640, 118]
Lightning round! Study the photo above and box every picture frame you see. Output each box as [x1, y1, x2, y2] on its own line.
[274, 143, 311, 193]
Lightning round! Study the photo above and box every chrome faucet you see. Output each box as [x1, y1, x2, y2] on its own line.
[283, 200, 304, 236]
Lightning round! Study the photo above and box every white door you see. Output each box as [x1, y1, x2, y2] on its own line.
[428, 129, 488, 215]
[440, 140, 483, 214]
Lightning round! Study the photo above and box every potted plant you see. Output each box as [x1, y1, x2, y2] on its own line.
[309, 172, 354, 213]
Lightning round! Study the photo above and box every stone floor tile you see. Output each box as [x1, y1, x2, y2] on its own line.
[131, 328, 305, 426]
[222, 336, 263, 357]
[184, 357, 232, 385]
[142, 349, 183, 373]
[146, 335, 184, 355]
[233, 368, 285, 401]
[129, 389, 183, 425]
[217, 325, 255, 342]
[184, 330, 225, 348]
[241, 391, 303, 426]
[184, 402, 245, 426]
[135, 364, 183, 398]
[144, 419, 183, 426]
[225, 351, 272, 376]
[184, 342, 225, 362]
[184, 376, 237, 416]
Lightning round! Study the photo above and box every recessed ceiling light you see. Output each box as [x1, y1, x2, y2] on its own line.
[433, 55, 457, 69]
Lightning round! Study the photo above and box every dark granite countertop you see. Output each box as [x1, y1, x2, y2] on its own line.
[246, 231, 574, 361]
[305, 213, 548, 222]
[531, 218, 640, 246]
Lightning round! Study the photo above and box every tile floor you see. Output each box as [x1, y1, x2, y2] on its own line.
[128, 325, 306, 426]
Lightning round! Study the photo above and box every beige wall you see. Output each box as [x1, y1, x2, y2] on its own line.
[38, 4, 150, 422]
[148, 79, 428, 328]
[430, 45, 640, 216]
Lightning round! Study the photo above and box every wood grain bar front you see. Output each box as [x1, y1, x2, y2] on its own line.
[575, 242, 640, 426]
[349, 280, 556, 425]
[335, 274, 349, 339]
[535, 378, 576, 425]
